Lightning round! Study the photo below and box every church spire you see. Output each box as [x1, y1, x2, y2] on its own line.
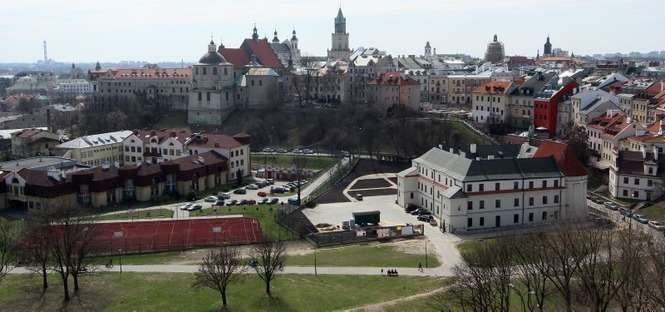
[272, 30, 279, 43]
[252, 24, 259, 40]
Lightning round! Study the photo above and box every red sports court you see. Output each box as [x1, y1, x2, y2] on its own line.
[92, 217, 263, 254]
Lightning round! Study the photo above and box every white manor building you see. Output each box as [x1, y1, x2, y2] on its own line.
[397, 142, 588, 233]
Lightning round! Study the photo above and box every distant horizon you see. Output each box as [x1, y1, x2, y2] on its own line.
[1, 0, 663, 63]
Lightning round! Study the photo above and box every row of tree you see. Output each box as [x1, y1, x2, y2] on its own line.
[443, 225, 665, 312]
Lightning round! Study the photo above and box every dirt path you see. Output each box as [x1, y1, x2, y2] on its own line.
[342, 284, 451, 312]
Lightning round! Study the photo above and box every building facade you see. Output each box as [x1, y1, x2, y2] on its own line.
[56, 130, 133, 167]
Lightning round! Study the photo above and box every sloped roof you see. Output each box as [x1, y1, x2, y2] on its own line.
[534, 141, 587, 177]
[57, 130, 132, 149]
[185, 133, 244, 149]
[219, 38, 283, 70]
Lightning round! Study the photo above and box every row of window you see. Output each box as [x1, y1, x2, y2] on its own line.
[195, 66, 229, 76]
[467, 211, 547, 227]
[622, 176, 654, 186]
[466, 180, 559, 193]
[466, 195, 559, 210]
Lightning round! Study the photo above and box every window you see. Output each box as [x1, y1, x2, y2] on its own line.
[198, 92, 202, 101]
[542, 180, 547, 188]
[542, 211, 547, 221]
[528, 213, 534, 222]
[479, 217, 485, 226]
[495, 199, 501, 208]
[479, 184, 484, 192]
[623, 190, 628, 197]
[206, 92, 211, 101]
[635, 178, 640, 185]
[543, 196, 548, 205]
[467, 218, 473, 227]
[495, 182, 500, 191]
[529, 181, 534, 189]
[513, 214, 519, 224]
[648, 180, 653, 187]
[212, 67, 218, 75]
[467, 184, 472, 192]
[514, 198, 519, 207]
[649, 167, 653, 174]
[623, 177, 628, 184]
[554, 180, 559, 188]
[479, 200, 485, 209]
[467, 201, 473, 210]
[554, 195, 559, 204]
[529, 197, 534, 206]
[513, 181, 519, 190]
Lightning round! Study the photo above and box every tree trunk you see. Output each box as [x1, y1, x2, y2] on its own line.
[221, 290, 227, 307]
[266, 280, 271, 297]
[62, 274, 70, 302]
[41, 267, 48, 290]
[73, 273, 79, 291]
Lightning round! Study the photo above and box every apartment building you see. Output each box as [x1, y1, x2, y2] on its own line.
[609, 148, 664, 201]
[471, 80, 513, 124]
[397, 142, 587, 233]
[56, 130, 133, 167]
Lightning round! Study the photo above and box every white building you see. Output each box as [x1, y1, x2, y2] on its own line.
[56, 130, 132, 167]
[610, 148, 664, 201]
[122, 129, 191, 165]
[185, 133, 251, 180]
[55, 79, 92, 96]
[397, 142, 587, 233]
[572, 89, 620, 126]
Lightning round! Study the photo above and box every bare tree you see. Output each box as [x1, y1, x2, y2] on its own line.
[193, 246, 246, 310]
[510, 234, 551, 312]
[48, 206, 98, 301]
[250, 240, 286, 297]
[0, 218, 20, 285]
[23, 209, 53, 291]
[644, 237, 665, 310]
[615, 228, 651, 312]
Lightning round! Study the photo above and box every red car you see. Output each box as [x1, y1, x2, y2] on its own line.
[257, 191, 267, 197]
[247, 199, 257, 205]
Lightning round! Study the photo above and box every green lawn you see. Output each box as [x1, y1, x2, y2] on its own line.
[190, 204, 296, 241]
[0, 273, 444, 312]
[640, 202, 665, 222]
[456, 239, 497, 262]
[95, 208, 174, 221]
[251, 154, 336, 171]
[286, 244, 440, 268]
[90, 251, 185, 265]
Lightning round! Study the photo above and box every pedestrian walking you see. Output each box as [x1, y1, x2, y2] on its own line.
[418, 262, 423, 272]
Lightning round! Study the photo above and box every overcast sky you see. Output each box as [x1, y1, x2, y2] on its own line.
[1, 0, 662, 63]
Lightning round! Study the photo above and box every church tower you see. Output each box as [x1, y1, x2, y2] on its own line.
[424, 41, 432, 59]
[543, 35, 552, 56]
[327, 7, 350, 61]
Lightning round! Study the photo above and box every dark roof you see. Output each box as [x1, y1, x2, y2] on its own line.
[198, 51, 227, 65]
[464, 157, 562, 182]
[617, 151, 665, 176]
[460, 144, 521, 159]
[186, 133, 244, 149]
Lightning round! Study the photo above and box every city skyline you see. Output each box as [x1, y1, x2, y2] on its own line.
[1, 0, 664, 63]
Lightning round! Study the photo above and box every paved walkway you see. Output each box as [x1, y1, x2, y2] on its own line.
[7, 264, 452, 277]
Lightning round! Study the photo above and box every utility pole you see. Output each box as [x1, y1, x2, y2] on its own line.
[314, 248, 318, 276]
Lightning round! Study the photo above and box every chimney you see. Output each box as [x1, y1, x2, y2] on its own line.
[470, 144, 477, 154]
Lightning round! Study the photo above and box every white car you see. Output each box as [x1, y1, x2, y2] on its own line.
[179, 202, 193, 210]
[204, 196, 218, 203]
[188, 204, 203, 211]
[649, 220, 665, 231]
[246, 184, 259, 190]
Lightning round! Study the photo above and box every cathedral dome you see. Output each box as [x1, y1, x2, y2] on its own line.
[198, 40, 227, 65]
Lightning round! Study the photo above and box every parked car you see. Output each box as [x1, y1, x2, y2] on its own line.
[179, 202, 193, 211]
[429, 219, 438, 226]
[302, 149, 314, 154]
[204, 196, 218, 203]
[409, 209, 423, 216]
[217, 192, 231, 200]
[271, 187, 286, 194]
[257, 191, 267, 197]
[633, 214, 649, 224]
[287, 197, 300, 206]
[256, 181, 268, 188]
[239, 199, 249, 205]
[214, 200, 225, 207]
[604, 201, 618, 210]
[417, 214, 433, 222]
[269, 198, 279, 204]
[188, 204, 202, 211]
[266, 178, 274, 185]
[276, 148, 288, 153]
[418, 209, 432, 216]
[259, 198, 270, 204]
[247, 199, 257, 205]
[233, 188, 247, 194]
[262, 147, 275, 153]
[649, 220, 665, 231]
[228, 199, 238, 206]
[246, 184, 259, 190]
[405, 204, 419, 213]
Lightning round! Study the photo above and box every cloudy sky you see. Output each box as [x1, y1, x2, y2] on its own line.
[1, 0, 662, 62]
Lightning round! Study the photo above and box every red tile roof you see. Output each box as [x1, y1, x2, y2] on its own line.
[534, 141, 587, 177]
[645, 81, 665, 97]
[186, 133, 244, 149]
[220, 38, 283, 70]
[472, 80, 513, 95]
[106, 68, 191, 79]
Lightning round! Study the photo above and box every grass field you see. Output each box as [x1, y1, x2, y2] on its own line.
[90, 251, 185, 265]
[95, 208, 174, 221]
[190, 204, 296, 241]
[251, 154, 336, 171]
[640, 201, 665, 222]
[286, 244, 440, 268]
[0, 273, 444, 312]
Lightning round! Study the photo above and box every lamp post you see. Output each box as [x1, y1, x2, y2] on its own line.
[314, 248, 318, 276]
[118, 248, 123, 274]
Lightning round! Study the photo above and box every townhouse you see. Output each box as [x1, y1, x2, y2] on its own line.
[471, 80, 513, 124]
[609, 148, 664, 201]
[397, 142, 587, 233]
[586, 111, 644, 169]
[0, 151, 229, 210]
